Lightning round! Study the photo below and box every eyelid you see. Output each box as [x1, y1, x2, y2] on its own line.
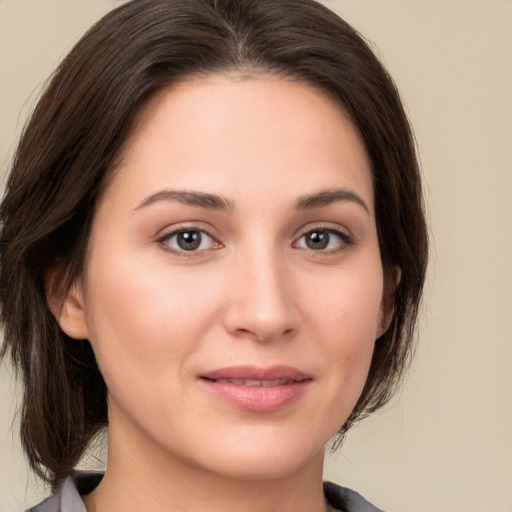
[294, 222, 352, 239]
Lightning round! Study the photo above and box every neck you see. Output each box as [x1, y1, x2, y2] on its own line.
[83, 421, 331, 512]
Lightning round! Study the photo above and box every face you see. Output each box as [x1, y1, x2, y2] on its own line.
[59, 75, 387, 480]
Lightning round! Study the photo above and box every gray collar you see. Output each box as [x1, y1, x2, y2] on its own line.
[28, 472, 386, 512]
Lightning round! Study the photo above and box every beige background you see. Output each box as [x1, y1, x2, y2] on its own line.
[1, 1, 511, 511]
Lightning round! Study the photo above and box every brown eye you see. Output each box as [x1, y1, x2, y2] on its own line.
[295, 228, 352, 252]
[163, 229, 216, 252]
[176, 230, 202, 250]
[304, 230, 330, 250]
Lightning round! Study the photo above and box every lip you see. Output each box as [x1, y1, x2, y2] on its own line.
[199, 365, 312, 412]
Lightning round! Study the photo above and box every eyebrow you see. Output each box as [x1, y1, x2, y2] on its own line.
[134, 187, 370, 215]
[134, 190, 234, 211]
[295, 188, 370, 214]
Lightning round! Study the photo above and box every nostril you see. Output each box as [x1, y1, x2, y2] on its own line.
[232, 326, 296, 343]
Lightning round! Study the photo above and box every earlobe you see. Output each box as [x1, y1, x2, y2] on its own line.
[45, 264, 90, 340]
[377, 301, 394, 339]
[376, 266, 402, 339]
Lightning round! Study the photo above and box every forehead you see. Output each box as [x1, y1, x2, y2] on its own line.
[107, 74, 373, 213]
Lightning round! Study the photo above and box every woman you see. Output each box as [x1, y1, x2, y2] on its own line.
[0, 1, 428, 511]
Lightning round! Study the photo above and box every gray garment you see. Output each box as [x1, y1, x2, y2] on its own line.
[27, 472, 386, 512]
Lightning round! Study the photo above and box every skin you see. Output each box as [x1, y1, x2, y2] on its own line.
[54, 74, 388, 512]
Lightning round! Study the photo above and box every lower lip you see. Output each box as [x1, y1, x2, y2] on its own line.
[200, 379, 311, 412]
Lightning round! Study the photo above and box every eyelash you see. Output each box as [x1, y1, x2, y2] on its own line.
[157, 225, 353, 257]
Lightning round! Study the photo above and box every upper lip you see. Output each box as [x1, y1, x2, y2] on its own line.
[200, 365, 312, 382]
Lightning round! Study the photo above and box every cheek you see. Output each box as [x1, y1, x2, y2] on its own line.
[307, 263, 384, 344]
[302, 263, 384, 409]
[82, 247, 223, 389]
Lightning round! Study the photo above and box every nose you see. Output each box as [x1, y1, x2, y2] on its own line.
[222, 246, 300, 343]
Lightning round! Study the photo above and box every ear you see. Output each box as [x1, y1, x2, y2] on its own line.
[45, 263, 90, 340]
[376, 266, 401, 338]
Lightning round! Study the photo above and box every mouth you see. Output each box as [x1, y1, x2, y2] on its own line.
[203, 378, 303, 386]
[199, 365, 312, 412]
[200, 364, 311, 382]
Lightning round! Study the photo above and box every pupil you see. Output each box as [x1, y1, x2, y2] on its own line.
[307, 231, 329, 250]
[177, 231, 201, 250]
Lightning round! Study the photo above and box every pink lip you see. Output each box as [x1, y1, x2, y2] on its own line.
[199, 365, 312, 412]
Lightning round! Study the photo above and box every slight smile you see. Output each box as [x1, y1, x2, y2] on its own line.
[199, 365, 313, 412]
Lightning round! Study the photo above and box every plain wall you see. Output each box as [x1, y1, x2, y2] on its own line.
[1, 1, 511, 511]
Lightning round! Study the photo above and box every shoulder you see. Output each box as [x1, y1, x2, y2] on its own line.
[26, 472, 103, 512]
[323, 481, 387, 512]
[27, 474, 385, 512]
[26, 494, 60, 512]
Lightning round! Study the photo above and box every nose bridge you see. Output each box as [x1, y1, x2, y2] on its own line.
[224, 237, 298, 341]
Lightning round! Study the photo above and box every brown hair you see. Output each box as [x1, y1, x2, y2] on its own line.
[0, 0, 428, 490]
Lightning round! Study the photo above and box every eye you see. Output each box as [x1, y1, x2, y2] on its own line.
[295, 228, 352, 252]
[160, 229, 219, 253]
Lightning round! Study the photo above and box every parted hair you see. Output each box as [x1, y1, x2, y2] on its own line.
[0, 0, 428, 491]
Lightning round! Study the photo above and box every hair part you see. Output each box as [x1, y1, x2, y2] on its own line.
[0, 0, 428, 490]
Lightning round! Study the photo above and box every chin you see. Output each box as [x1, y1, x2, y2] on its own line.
[191, 431, 328, 482]
[212, 454, 320, 482]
